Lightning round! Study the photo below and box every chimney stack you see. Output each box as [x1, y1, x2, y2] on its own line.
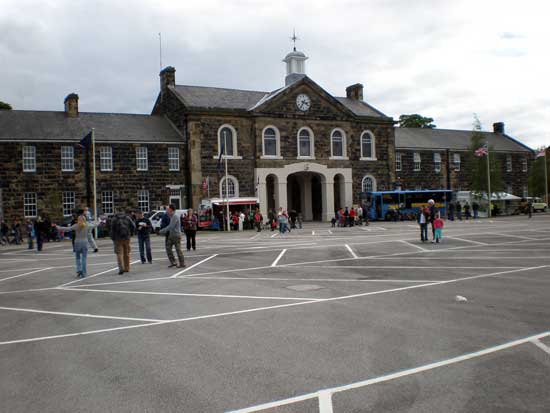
[346, 83, 364, 101]
[159, 66, 176, 101]
[493, 122, 505, 134]
[64, 93, 79, 117]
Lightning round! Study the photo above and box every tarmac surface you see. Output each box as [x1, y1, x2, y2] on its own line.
[1, 215, 549, 412]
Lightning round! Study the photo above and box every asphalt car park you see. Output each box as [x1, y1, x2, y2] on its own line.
[1, 215, 549, 412]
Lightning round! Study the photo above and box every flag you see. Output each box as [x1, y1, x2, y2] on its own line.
[78, 131, 92, 149]
[536, 148, 546, 158]
[474, 145, 488, 157]
[216, 138, 225, 173]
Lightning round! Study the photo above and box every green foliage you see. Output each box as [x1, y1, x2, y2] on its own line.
[468, 114, 503, 194]
[528, 152, 548, 197]
[0, 101, 12, 110]
[398, 114, 436, 128]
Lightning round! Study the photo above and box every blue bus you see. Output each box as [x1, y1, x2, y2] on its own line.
[360, 190, 453, 221]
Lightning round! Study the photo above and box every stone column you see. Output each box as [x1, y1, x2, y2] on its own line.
[344, 175, 353, 208]
[257, 176, 268, 219]
[277, 176, 287, 211]
[323, 176, 335, 222]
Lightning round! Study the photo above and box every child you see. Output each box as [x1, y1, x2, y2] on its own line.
[433, 214, 444, 243]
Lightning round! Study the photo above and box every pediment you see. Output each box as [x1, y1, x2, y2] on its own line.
[250, 77, 356, 120]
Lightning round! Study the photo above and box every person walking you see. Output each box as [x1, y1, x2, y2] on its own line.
[428, 199, 437, 242]
[447, 201, 455, 221]
[160, 204, 185, 268]
[472, 201, 479, 220]
[26, 219, 34, 249]
[356, 205, 363, 226]
[238, 211, 245, 231]
[418, 206, 428, 242]
[349, 207, 356, 227]
[254, 208, 263, 232]
[135, 210, 153, 264]
[54, 216, 96, 278]
[34, 213, 46, 252]
[278, 209, 288, 235]
[109, 210, 135, 275]
[456, 201, 462, 221]
[84, 207, 99, 253]
[183, 208, 198, 251]
[464, 202, 471, 220]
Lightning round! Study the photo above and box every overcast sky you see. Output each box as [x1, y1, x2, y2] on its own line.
[1, 0, 548, 148]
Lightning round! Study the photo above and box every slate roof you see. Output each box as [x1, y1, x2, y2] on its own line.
[171, 84, 388, 118]
[395, 127, 532, 153]
[0, 110, 182, 143]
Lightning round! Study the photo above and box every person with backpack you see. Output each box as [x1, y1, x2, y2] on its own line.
[109, 210, 136, 275]
[159, 204, 185, 268]
[182, 208, 198, 251]
[135, 210, 153, 264]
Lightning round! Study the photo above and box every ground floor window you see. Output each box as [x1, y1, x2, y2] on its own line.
[62, 191, 75, 216]
[24, 192, 37, 217]
[138, 190, 149, 212]
[361, 175, 376, 192]
[220, 176, 238, 198]
[102, 191, 114, 214]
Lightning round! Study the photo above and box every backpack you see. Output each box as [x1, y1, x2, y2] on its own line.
[112, 215, 131, 239]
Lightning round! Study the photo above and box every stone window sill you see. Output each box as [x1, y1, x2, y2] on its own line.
[329, 156, 349, 160]
[212, 155, 243, 160]
[260, 155, 283, 160]
[297, 156, 315, 160]
[360, 157, 377, 161]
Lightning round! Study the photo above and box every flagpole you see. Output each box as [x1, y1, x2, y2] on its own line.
[92, 128, 98, 238]
[544, 149, 549, 206]
[224, 150, 230, 232]
[486, 141, 492, 217]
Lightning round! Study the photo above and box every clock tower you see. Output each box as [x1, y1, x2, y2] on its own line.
[283, 32, 308, 86]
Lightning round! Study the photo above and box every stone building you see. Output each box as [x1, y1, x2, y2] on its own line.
[0, 45, 535, 223]
[0, 94, 185, 222]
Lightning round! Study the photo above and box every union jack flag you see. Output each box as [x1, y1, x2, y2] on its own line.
[474, 145, 488, 157]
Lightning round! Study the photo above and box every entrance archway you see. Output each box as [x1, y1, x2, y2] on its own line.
[287, 171, 325, 221]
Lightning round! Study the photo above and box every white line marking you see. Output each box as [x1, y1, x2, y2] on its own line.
[187, 276, 438, 283]
[328, 230, 332, 235]
[345, 244, 358, 259]
[270, 233, 278, 238]
[0, 267, 52, 282]
[446, 237, 488, 245]
[530, 338, 550, 355]
[59, 259, 141, 287]
[294, 265, 520, 270]
[318, 390, 334, 413]
[58, 287, 320, 301]
[360, 227, 371, 232]
[0, 305, 164, 322]
[312, 231, 315, 235]
[227, 330, 550, 412]
[0, 266, 544, 346]
[271, 249, 287, 267]
[400, 240, 428, 252]
[172, 254, 218, 278]
[249, 233, 260, 240]
[0, 287, 59, 295]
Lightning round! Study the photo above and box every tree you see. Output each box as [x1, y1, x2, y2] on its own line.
[398, 114, 436, 128]
[528, 149, 549, 197]
[0, 101, 12, 110]
[468, 114, 503, 196]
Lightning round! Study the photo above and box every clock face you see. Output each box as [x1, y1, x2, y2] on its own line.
[296, 94, 311, 111]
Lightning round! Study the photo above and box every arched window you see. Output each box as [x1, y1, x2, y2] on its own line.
[262, 126, 280, 158]
[360, 131, 376, 160]
[330, 129, 346, 158]
[218, 125, 237, 157]
[297, 127, 314, 158]
[219, 176, 239, 198]
[361, 175, 376, 193]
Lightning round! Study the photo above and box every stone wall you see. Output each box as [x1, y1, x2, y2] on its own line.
[0, 141, 186, 222]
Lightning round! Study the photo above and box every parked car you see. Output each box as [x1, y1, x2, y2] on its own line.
[532, 197, 548, 212]
[148, 209, 188, 232]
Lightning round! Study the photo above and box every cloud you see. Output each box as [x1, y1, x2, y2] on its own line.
[0, 0, 548, 148]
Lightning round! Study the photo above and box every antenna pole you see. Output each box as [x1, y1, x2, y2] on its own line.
[159, 32, 163, 70]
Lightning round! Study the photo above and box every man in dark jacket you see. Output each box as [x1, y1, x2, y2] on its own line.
[135, 210, 153, 264]
[109, 210, 136, 275]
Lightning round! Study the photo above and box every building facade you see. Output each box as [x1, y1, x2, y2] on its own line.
[0, 47, 535, 223]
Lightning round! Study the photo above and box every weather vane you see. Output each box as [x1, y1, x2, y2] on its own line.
[291, 29, 299, 51]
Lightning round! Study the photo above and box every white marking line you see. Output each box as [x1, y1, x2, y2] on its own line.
[530, 338, 550, 355]
[295, 265, 520, 270]
[271, 249, 287, 267]
[58, 259, 141, 287]
[312, 231, 315, 235]
[318, 390, 334, 413]
[58, 287, 320, 301]
[2, 266, 544, 347]
[228, 330, 550, 412]
[345, 244, 358, 259]
[270, 233, 278, 238]
[0, 287, 59, 295]
[360, 227, 371, 232]
[172, 254, 218, 278]
[328, 230, 332, 235]
[0, 267, 52, 282]
[188, 276, 438, 283]
[446, 236, 488, 245]
[0, 305, 164, 323]
[400, 240, 428, 252]
[249, 233, 260, 240]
